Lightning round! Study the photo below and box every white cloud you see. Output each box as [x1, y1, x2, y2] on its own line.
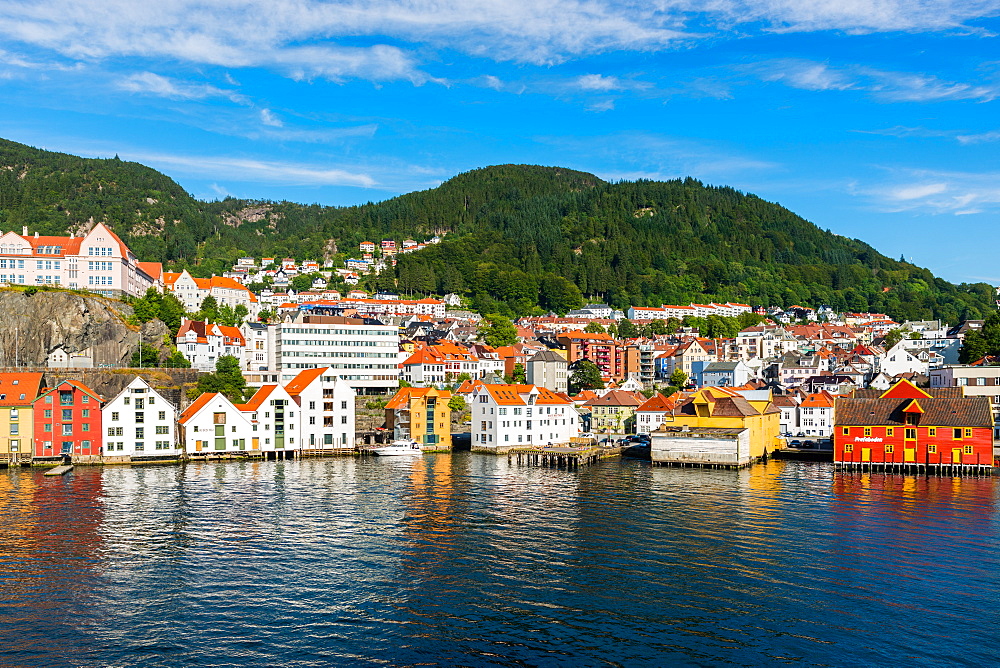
[117, 71, 244, 101]
[748, 59, 854, 91]
[700, 0, 1000, 34]
[108, 150, 379, 188]
[957, 130, 1000, 143]
[890, 183, 947, 200]
[866, 168, 1000, 214]
[747, 59, 1000, 103]
[259, 109, 283, 127]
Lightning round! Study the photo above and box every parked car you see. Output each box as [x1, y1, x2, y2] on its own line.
[801, 440, 816, 449]
[789, 439, 802, 447]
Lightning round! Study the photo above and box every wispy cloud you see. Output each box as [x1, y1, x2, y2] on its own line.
[957, 129, 1000, 143]
[117, 71, 246, 102]
[747, 59, 1000, 102]
[259, 108, 283, 127]
[103, 149, 380, 188]
[864, 168, 1000, 214]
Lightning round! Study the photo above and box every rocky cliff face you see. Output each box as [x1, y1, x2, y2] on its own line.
[0, 289, 169, 367]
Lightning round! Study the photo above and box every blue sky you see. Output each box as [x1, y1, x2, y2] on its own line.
[1, 1, 999, 284]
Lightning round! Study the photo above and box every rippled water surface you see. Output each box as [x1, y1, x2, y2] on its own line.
[2, 454, 999, 667]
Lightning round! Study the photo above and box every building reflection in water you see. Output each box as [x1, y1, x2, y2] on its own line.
[0, 468, 105, 662]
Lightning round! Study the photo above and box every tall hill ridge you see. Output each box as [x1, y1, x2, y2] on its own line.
[0, 137, 993, 322]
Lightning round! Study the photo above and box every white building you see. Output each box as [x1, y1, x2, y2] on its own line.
[878, 341, 928, 378]
[102, 376, 180, 460]
[0, 223, 159, 297]
[163, 269, 260, 316]
[176, 319, 246, 372]
[283, 367, 357, 450]
[470, 383, 579, 450]
[179, 392, 254, 455]
[276, 313, 400, 394]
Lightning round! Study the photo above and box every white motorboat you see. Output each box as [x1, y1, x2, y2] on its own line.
[372, 440, 423, 456]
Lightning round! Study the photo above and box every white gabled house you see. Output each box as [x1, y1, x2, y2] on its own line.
[236, 383, 299, 456]
[283, 367, 357, 451]
[179, 392, 254, 456]
[470, 383, 579, 450]
[102, 376, 180, 461]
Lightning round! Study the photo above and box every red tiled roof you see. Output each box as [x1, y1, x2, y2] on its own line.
[0, 372, 44, 406]
[284, 367, 328, 396]
[179, 392, 220, 423]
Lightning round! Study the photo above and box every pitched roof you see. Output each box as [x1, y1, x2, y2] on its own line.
[0, 372, 44, 405]
[137, 261, 162, 280]
[284, 367, 328, 396]
[384, 387, 452, 409]
[179, 392, 221, 423]
[585, 389, 644, 407]
[636, 392, 684, 413]
[835, 396, 992, 428]
[236, 384, 278, 411]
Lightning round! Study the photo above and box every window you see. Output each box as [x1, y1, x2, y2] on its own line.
[135, 412, 144, 423]
[9, 423, 17, 435]
[964, 445, 973, 454]
[928, 444, 937, 453]
[213, 413, 226, 424]
[864, 427, 871, 436]
[82, 424, 89, 432]
[964, 428, 973, 437]
[61, 424, 72, 435]
[341, 401, 348, 410]
[844, 444, 853, 453]
[158, 411, 166, 420]
[885, 444, 894, 453]
[928, 428, 936, 436]
[107, 427, 115, 436]
[953, 428, 962, 439]
[61, 409, 72, 421]
[44, 409, 52, 418]
[155, 425, 169, 434]
[886, 428, 894, 436]
[135, 427, 144, 439]
[905, 428, 916, 440]
[135, 442, 144, 451]
[309, 401, 316, 410]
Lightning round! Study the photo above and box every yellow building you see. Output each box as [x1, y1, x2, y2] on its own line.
[584, 389, 644, 434]
[385, 387, 453, 451]
[651, 386, 782, 466]
[0, 373, 44, 465]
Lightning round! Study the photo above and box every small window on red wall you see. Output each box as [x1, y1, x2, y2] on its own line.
[842, 427, 849, 435]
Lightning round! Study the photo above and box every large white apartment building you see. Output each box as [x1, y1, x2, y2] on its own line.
[303, 297, 445, 318]
[276, 314, 400, 394]
[163, 269, 260, 316]
[0, 223, 159, 297]
[470, 383, 579, 450]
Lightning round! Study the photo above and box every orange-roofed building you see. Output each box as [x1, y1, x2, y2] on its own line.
[179, 391, 254, 456]
[176, 319, 247, 371]
[556, 331, 624, 380]
[385, 386, 452, 450]
[0, 222, 157, 297]
[635, 392, 685, 434]
[32, 379, 103, 462]
[163, 269, 259, 316]
[0, 372, 44, 464]
[469, 383, 579, 450]
[281, 367, 356, 451]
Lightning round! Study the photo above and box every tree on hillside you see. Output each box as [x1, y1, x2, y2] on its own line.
[569, 359, 604, 395]
[959, 312, 1000, 363]
[669, 368, 689, 389]
[883, 328, 905, 350]
[159, 293, 186, 335]
[448, 395, 467, 414]
[129, 342, 161, 368]
[198, 295, 218, 322]
[481, 314, 518, 347]
[512, 362, 526, 384]
[584, 321, 606, 334]
[192, 354, 248, 402]
[132, 287, 162, 323]
[165, 349, 191, 368]
[617, 319, 638, 339]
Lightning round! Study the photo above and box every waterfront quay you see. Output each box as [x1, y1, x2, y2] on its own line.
[507, 444, 624, 468]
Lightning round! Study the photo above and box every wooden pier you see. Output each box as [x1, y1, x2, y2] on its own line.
[507, 445, 622, 468]
[43, 465, 73, 476]
[835, 461, 995, 476]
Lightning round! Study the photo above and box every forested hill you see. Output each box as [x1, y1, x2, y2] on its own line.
[0, 137, 993, 322]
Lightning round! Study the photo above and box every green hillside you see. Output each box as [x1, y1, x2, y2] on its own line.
[0, 137, 993, 322]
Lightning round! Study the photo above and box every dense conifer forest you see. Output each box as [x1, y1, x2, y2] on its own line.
[0, 137, 993, 322]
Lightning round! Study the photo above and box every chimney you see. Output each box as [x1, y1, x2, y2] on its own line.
[22, 226, 27, 236]
[34, 232, 39, 238]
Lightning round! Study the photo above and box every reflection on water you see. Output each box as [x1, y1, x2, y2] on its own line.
[0, 456, 998, 667]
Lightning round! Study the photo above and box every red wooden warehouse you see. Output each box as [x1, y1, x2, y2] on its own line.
[32, 380, 103, 463]
[834, 379, 994, 475]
